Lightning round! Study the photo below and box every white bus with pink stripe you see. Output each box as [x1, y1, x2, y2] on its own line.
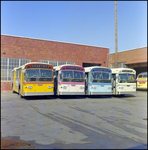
[54, 65, 85, 95]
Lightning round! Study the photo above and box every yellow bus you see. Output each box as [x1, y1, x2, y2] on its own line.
[136, 72, 147, 90]
[11, 62, 54, 98]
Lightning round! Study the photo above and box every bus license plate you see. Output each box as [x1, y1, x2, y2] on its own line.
[140, 82, 145, 84]
[38, 84, 43, 86]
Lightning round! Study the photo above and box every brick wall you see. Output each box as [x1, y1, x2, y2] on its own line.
[109, 47, 147, 68]
[1, 35, 109, 92]
[1, 35, 109, 66]
[1, 82, 11, 92]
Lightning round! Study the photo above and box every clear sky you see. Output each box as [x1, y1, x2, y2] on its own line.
[1, 1, 147, 53]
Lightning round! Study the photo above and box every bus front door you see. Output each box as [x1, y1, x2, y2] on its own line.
[112, 74, 116, 95]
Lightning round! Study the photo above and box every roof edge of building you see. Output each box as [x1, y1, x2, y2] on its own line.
[110, 46, 147, 54]
[1, 34, 109, 49]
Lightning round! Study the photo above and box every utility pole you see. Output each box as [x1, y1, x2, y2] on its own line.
[115, 1, 118, 68]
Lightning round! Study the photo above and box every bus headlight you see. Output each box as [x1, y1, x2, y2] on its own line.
[133, 87, 136, 89]
[93, 87, 97, 89]
[80, 86, 84, 89]
[63, 86, 67, 89]
[28, 86, 32, 89]
[119, 87, 124, 89]
[108, 87, 112, 89]
[47, 86, 52, 89]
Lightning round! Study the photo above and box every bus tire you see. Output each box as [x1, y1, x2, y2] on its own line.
[19, 87, 23, 98]
[12, 84, 15, 93]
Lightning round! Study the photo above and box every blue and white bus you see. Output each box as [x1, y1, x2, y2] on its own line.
[84, 66, 112, 95]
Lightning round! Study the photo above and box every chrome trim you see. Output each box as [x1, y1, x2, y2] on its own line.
[90, 92, 112, 95]
[118, 91, 136, 95]
[24, 92, 54, 96]
[59, 92, 85, 95]
[136, 87, 147, 90]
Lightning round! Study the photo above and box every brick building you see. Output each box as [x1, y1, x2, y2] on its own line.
[1, 35, 109, 92]
[108, 47, 147, 77]
[1, 35, 147, 92]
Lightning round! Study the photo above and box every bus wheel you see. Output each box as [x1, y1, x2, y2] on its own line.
[19, 88, 23, 98]
[12, 84, 15, 93]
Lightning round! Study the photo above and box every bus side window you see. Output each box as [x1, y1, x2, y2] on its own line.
[111, 74, 116, 87]
[19, 70, 21, 78]
[16, 71, 18, 78]
[143, 74, 147, 78]
[138, 75, 142, 78]
[85, 73, 88, 83]
[111, 74, 116, 81]
[56, 71, 58, 81]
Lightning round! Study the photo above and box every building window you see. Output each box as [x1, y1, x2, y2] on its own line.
[39, 60, 75, 67]
[117, 62, 127, 68]
[1, 57, 30, 81]
[111, 63, 115, 68]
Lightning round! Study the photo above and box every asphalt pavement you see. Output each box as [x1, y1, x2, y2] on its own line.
[1, 90, 147, 149]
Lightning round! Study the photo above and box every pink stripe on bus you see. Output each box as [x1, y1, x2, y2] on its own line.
[59, 82, 85, 85]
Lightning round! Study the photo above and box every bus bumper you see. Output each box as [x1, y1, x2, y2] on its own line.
[90, 92, 112, 95]
[117, 91, 136, 95]
[59, 92, 85, 95]
[24, 92, 54, 96]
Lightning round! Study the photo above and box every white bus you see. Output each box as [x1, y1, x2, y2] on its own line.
[54, 64, 85, 95]
[111, 68, 136, 95]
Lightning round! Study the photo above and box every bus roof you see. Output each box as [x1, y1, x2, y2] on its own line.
[111, 68, 136, 74]
[137, 72, 147, 76]
[11, 62, 53, 71]
[84, 66, 111, 72]
[54, 64, 83, 71]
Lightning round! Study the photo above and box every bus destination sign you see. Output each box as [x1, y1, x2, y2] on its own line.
[94, 69, 110, 72]
[65, 67, 81, 70]
[122, 70, 133, 73]
[31, 65, 48, 68]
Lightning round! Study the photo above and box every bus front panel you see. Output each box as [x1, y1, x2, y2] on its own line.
[88, 83, 112, 95]
[22, 83, 54, 96]
[137, 77, 147, 89]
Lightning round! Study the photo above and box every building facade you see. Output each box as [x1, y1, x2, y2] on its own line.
[1, 35, 109, 92]
[109, 47, 147, 77]
[1, 35, 147, 92]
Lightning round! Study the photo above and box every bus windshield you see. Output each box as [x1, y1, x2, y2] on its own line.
[143, 74, 147, 78]
[60, 71, 84, 82]
[118, 73, 136, 83]
[25, 69, 53, 81]
[90, 72, 111, 83]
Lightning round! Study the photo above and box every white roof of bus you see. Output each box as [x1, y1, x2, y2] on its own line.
[84, 66, 110, 72]
[111, 68, 136, 73]
[11, 62, 50, 71]
[137, 72, 147, 76]
[54, 64, 83, 71]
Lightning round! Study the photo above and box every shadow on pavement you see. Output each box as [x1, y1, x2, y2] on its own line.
[112, 94, 136, 98]
[24, 95, 57, 100]
[86, 95, 112, 99]
[57, 95, 87, 99]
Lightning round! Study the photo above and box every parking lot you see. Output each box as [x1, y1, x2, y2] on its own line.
[1, 90, 147, 149]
